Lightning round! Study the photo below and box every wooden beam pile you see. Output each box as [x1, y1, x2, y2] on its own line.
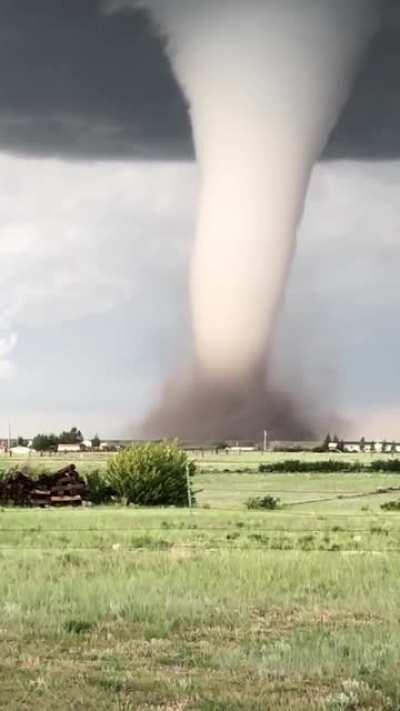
[0, 464, 89, 507]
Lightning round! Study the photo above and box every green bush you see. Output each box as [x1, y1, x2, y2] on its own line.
[259, 460, 360, 474]
[245, 495, 280, 511]
[83, 468, 116, 505]
[258, 458, 400, 475]
[371, 459, 400, 472]
[381, 500, 400, 511]
[106, 441, 196, 507]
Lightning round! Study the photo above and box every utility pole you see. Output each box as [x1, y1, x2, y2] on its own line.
[263, 430, 268, 453]
[186, 463, 192, 510]
[8, 423, 11, 455]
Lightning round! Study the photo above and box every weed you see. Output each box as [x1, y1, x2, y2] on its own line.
[381, 500, 400, 511]
[64, 619, 94, 634]
[226, 532, 240, 541]
[245, 495, 280, 510]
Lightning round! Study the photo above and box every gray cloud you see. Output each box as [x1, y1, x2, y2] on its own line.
[0, 0, 399, 161]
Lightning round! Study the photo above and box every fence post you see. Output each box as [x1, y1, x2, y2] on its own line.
[186, 463, 192, 509]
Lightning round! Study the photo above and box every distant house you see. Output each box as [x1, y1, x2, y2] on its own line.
[343, 442, 361, 453]
[381, 443, 397, 453]
[99, 442, 111, 451]
[340, 441, 400, 454]
[327, 440, 400, 454]
[327, 441, 361, 453]
[81, 440, 93, 451]
[57, 443, 82, 454]
[10, 446, 31, 456]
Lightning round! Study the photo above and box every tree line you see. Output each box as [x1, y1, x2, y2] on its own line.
[30, 427, 101, 452]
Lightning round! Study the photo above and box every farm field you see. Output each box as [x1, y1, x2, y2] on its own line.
[2, 450, 400, 510]
[195, 450, 400, 471]
[0, 448, 398, 472]
[2, 460, 400, 708]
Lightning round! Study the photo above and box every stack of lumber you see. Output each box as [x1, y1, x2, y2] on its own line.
[0, 464, 88, 507]
[0, 472, 34, 507]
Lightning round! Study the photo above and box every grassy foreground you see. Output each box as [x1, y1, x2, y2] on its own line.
[2, 458, 400, 708]
[2, 507, 400, 708]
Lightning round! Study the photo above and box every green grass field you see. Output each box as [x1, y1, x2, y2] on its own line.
[0, 447, 397, 468]
[2, 453, 400, 709]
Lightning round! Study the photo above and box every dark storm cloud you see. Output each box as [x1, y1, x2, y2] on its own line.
[0, 0, 191, 159]
[326, 0, 400, 160]
[0, 0, 399, 161]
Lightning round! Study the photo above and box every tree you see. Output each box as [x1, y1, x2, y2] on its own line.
[322, 433, 332, 451]
[32, 433, 59, 452]
[215, 441, 228, 453]
[360, 437, 366, 452]
[58, 427, 83, 444]
[106, 441, 196, 507]
[17, 436, 28, 447]
[92, 434, 101, 449]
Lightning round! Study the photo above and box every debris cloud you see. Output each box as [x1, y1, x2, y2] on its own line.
[140, 368, 316, 441]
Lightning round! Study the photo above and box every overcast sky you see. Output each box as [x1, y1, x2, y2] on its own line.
[1, 1, 400, 439]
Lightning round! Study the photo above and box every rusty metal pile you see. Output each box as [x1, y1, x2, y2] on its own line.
[0, 464, 88, 507]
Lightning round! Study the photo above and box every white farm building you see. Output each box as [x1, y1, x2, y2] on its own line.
[57, 443, 82, 454]
[328, 440, 400, 454]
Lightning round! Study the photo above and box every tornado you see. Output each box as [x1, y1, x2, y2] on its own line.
[107, 0, 379, 439]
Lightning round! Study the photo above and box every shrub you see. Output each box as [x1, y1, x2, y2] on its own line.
[381, 500, 400, 511]
[83, 468, 116, 505]
[106, 441, 196, 507]
[259, 460, 360, 474]
[279, 446, 305, 453]
[245, 495, 280, 510]
[371, 459, 400, 472]
[64, 619, 94, 635]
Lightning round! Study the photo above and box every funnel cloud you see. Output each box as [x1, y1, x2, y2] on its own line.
[107, 0, 379, 439]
